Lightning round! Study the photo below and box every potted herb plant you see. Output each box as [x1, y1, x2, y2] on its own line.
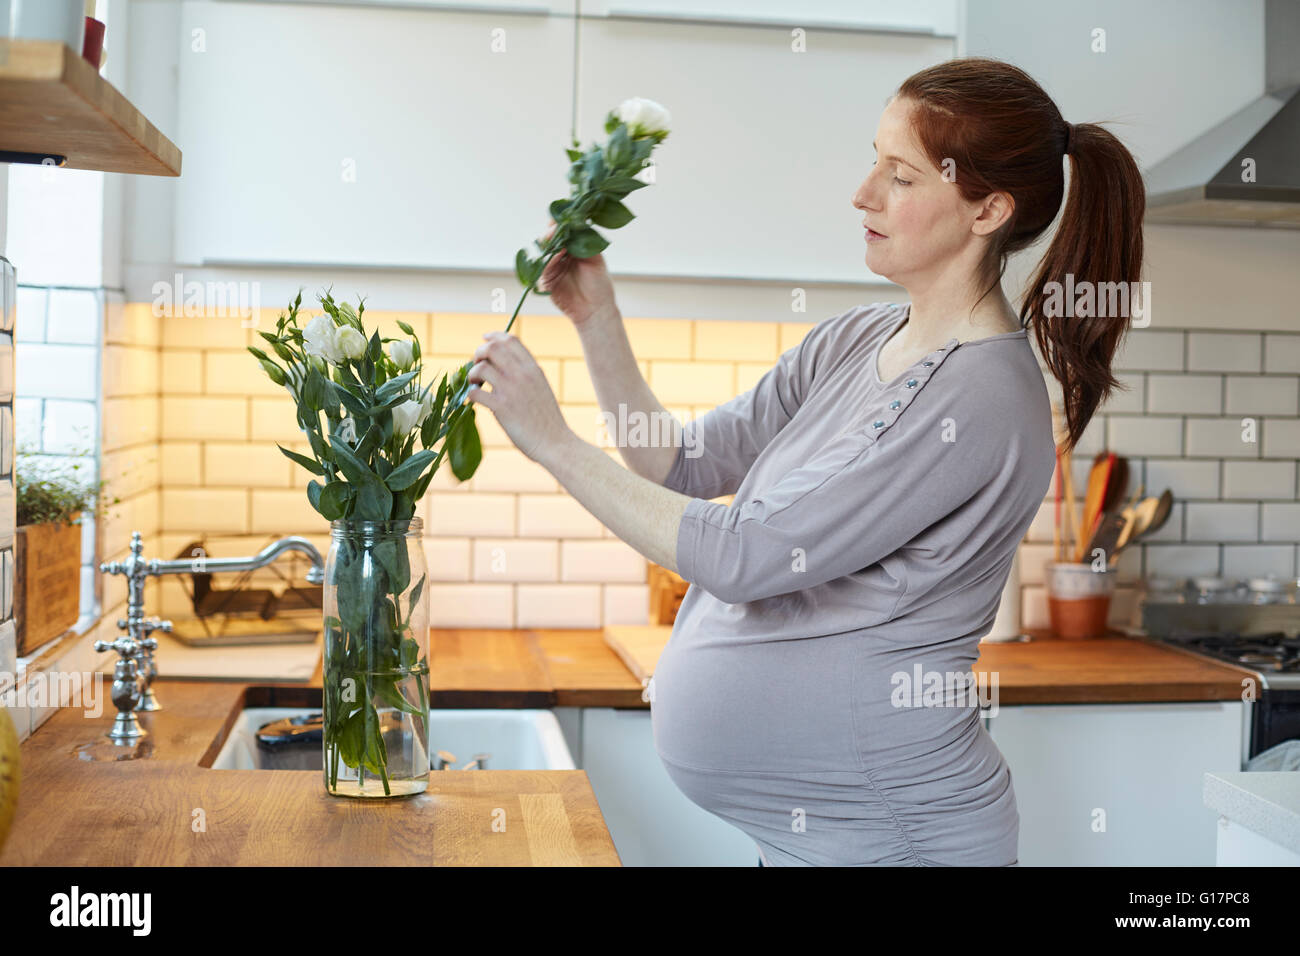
[13, 452, 103, 655]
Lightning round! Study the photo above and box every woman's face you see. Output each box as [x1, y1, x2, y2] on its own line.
[851, 96, 1004, 286]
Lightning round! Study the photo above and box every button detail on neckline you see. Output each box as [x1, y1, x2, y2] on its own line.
[872, 420, 885, 429]
[889, 400, 900, 409]
[905, 379, 917, 388]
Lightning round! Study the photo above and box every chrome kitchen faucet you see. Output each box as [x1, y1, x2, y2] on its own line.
[94, 531, 325, 742]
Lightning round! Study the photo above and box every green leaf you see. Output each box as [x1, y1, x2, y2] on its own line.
[375, 369, 418, 403]
[408, 574, 425, 618]
[566, 225, 609, 259]
[598, 176, 649, 199]
[331, 381, 369, 417]
[355, 421, 385, 460]
[318, 481, 351, 520]
[447, 406, 482, 481]
[548, 197, 573, 221]
[373, 538, 411, 594]
[307, 479, 323, 513]
[396, 319, 415, 336]
[605, 123, 630, 167]
[278, 444, 324, 475]
[385, 449, 438, 491]
[329, 440, 393, 520]
[303, 367, 331, 412]
[590, 198, 634, 229]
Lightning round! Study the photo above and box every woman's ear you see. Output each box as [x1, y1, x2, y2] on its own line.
[971, 191, 1015, 236]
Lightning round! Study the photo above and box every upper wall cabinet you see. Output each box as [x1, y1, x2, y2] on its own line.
[574, 18, 952, 282]
[174, 0, 575, 268]
[584, 0, 958, 35]
[174, 0, 954, 282]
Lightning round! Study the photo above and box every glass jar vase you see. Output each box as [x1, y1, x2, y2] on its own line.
[321, 518, 430, 798]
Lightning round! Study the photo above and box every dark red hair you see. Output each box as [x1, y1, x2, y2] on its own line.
[896, 57, 1145, 451]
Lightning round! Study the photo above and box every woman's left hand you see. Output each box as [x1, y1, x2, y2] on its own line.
[465, 331, 573, 465]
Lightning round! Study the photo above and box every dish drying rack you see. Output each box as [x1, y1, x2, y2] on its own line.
[167, 537, 323, 647]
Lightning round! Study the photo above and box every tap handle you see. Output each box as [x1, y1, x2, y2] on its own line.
[141, 617, 172, 637]
[138, 637, 158, 652]
[94, 636, 139, 659]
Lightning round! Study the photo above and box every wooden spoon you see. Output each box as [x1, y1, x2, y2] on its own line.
[1075, 452, 1116, 562]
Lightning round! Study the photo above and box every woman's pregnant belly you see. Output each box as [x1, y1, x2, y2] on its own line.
[650, 624, 863, 774]
[651, 615, 989, 775]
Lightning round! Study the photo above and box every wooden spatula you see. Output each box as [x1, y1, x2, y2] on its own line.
[1074, 452, 1116, 562]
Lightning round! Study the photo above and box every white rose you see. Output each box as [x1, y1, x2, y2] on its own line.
[388, 340, 415, 369]
[615, 97, 671, 137]
[334, 326, 368, 361]
[392, 399, 423, 436]
[303, 314, 344, 365]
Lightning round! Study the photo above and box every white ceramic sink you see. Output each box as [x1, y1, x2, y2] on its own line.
[209, 707, 576, 771]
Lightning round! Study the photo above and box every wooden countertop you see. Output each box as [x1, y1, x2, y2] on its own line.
[0, 679, 619, 866]
[426, 626, 1252, 708]
[0, 626, 1250, 866]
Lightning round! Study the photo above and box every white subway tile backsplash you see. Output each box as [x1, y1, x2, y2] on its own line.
[1100, 373, 1145, 413]
[1184, 418, 1261, 458]
[1108, 416, 1182, 457]
[1262, 418, 1300, 458]
[15, 286, 47, 342]
[1263, 334, 1300, 374]
[14, 397, 41, 451]
[603, 584, 650, 626]
[1145, 374, 1222, 414]
[1222, 460, 1295, 500]
[41, 399, 96, 454]
[1224, 375, 1299, 415]
[1143, 459, 1219, 499]
[516, 584, 601, 628]
[1261, 503, 1300, 542]
[46, 290, 99, 345]
[1144, 544, 1220, 578]
[1185, 502, 1258, 542]
[15, 343, 97, 400]
[1221, 545, 1295, 579]
[1187, 332, 1261, 373]
[1113, 329, 1183, 371]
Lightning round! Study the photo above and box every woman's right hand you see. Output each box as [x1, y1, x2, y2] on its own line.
[536, 219, 619, 330]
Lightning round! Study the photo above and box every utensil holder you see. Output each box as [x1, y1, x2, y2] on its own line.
[1046, 561, 1116, 639]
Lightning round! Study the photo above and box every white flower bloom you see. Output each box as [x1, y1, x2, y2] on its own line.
[392, 399, 423, 436]
[334, 326, 368, 361]
[615, 97, 671, 137]
[303, 314, 344, 365]
[337, 416, 357, 444]
[389, 340, 415, 369]
[416, 385, 436, 424]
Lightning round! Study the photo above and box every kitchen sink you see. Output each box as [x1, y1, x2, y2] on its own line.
[209, 707, 576, 771]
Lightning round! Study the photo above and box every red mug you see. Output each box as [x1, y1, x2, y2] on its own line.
[82, 17, 105, 69]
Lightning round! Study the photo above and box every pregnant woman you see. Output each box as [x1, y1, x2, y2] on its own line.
[465, 57, 1144, 865]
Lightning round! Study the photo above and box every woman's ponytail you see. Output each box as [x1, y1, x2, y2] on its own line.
[1020, 122, 1146, 452]
[897, 59, 1147, 453]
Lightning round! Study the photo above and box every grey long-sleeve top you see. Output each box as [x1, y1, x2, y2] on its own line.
[651, 301, 1057, 776]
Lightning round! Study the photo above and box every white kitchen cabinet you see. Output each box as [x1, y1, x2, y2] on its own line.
[984, 702, 1244, 866]
[567, 706, 760, 866]
[174, 1, 574, 268]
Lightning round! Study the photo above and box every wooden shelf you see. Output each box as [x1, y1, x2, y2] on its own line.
[0, 39, 180, 176]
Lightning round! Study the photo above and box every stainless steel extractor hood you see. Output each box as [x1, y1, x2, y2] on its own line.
[1144, 0, 1300, 228]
